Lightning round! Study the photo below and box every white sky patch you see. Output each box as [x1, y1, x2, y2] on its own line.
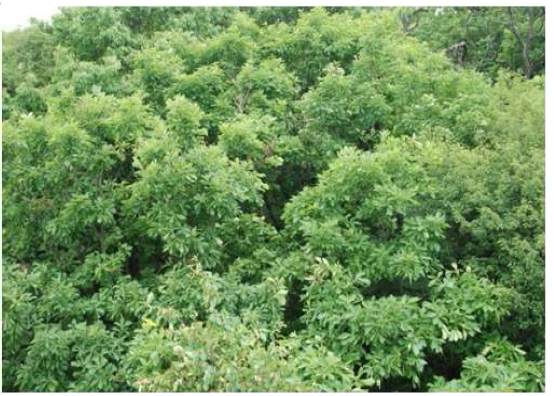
[1, 4, 61, 31]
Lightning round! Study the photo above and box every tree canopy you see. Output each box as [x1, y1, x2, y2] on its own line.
[2, 6, 545, 392]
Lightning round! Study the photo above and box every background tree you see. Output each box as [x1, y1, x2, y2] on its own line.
[398, 7, 544, 79]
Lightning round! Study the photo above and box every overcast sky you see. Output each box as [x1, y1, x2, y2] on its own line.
[1, 4, 61, 31]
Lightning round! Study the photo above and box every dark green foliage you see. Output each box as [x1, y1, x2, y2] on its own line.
[398, 7, 545, 79]
[2, 6, 544, 392]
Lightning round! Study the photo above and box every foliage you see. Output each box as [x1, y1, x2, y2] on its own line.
[398, 7, 545, 79]
[429, 339, 544, 392]
[2, 6, 544, 392]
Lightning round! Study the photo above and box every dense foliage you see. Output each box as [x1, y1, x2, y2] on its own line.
[399, 7, 545, 79]
[2, 7, 545, 392]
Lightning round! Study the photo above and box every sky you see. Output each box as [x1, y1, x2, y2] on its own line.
[1, 4, 61, 31]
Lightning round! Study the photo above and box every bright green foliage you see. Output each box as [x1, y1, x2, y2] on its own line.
[165, 95, 206, 146]
[200, 30, 256, 77]
[2, 24, 56, 93]
[283, 141, 447, 284]
[229, 58, 297, 117]
[352, 19, 494, 146]
[11, 82, 48, 115]
[131, 47, 181, 110]
[261, 8, 364, 91]
[3, 92, 155, 263]
[49, 50, 127, 97]
[429, 339, 544, 392]
[2, 6, 544, 392]
[127, 144, 266, 268]
[17, 322, 126, 392]
[125, 315, 363, 392]
[51, 7, 136, 62]
[283, 140, 516, 387]
[300, 64, 390, 148]
[2, 261, 134, 391]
